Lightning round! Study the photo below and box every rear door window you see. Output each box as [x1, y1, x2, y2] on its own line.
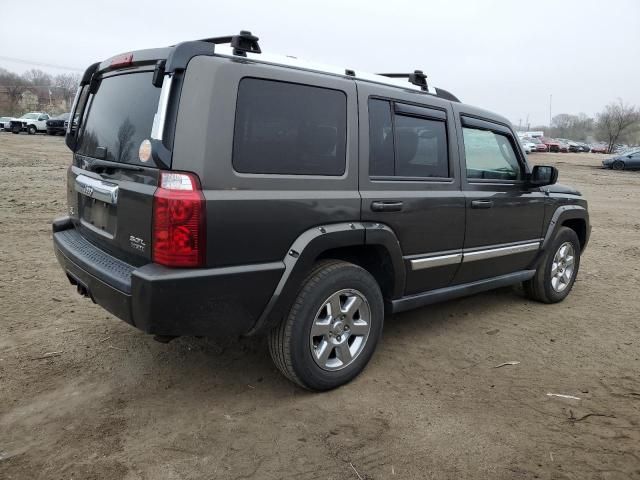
[77, 72, 161, 166]
[368, 99, 449, 178]
[233, 78, 347, 176]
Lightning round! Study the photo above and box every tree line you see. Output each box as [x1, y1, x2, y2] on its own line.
[0, 67, 81, 116]
[525, 100, 640, 153]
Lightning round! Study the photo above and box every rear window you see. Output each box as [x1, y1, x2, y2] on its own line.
[233, 78, 347, 176]
[77, 72, 160, 165]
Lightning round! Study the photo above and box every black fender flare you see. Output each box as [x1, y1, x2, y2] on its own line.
[541, 205, 589, 251]
[531, 205, 590, 269]
[247, 222, 406, 335]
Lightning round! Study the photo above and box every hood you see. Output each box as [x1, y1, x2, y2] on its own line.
[546, 183, 581, 196]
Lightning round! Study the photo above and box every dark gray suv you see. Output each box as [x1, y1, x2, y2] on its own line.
[53, 32, 590, 390]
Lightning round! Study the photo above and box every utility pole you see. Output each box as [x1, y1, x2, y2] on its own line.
[549, 94, 552, 128]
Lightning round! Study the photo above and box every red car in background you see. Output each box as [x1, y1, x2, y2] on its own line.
[541, 138, 560, 152]
[591, 144, 609, 153]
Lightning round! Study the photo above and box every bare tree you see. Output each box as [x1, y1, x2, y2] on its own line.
[22, 68, 52, 87]
[21, 69, 54, 108]
[54, 73, 81, 108]
[596, 100, 640, 153]
[115, 118, 136, 163]
[0, 69, 28, 115]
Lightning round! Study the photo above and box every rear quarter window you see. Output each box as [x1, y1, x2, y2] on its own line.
[233, 78, 347, 176]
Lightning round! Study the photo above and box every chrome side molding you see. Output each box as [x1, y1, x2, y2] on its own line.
[410, 252, 462, 271]
[75, 175, 119, 205]
[463, 241, 541, 263]
[409, 240, 542, 270]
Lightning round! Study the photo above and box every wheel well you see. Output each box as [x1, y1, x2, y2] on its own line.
[562, 218, 587, 250]
[316, 245, 396, 300]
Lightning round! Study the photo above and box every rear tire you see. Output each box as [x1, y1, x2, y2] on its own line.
[524, 227, 581, 303]
[268, 260, 384, 391]
[27, 125, 36, 135]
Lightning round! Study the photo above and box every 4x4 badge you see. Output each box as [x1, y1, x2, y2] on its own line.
[82, 185, 94, 196]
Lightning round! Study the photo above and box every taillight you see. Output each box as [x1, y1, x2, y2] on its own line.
[152, 171, 206, 267]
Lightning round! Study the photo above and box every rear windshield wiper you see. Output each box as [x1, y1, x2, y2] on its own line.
[84, 158, 144, 173]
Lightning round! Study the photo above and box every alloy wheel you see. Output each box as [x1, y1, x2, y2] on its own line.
[551, 242, 575, 293]
[309, 289, 371, 371]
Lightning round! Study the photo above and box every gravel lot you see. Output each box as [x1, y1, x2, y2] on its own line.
[1, 133, 639, 480]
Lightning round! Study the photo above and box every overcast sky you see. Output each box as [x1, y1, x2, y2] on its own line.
[1, 0, 638, 126]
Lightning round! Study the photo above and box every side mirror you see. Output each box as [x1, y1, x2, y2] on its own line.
[529, 165, 558, 187]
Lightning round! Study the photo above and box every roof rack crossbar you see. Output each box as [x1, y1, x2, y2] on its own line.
[199, 30, 261, 56]
[377, 70, 428, 91]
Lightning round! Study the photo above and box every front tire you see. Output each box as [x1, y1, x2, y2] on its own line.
[27, 125, 37, 135]
[524, 227, 581, 303]
[268, 260, 384, 391]
[612, 160, 625, 170]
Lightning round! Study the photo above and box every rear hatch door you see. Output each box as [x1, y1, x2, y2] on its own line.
[70, 68, 163, 265]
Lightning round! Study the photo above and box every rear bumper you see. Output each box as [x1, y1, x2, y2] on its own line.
[52, 217, 284, 337]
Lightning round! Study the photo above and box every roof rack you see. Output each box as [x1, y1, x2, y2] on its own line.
[199, 30, 261, 56]
[179, 32, 460, 102]
[377, 70, 428, 91]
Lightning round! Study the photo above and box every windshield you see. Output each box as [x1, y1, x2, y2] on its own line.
[21, 113, 39, 119]
[77, 72, 161, 166]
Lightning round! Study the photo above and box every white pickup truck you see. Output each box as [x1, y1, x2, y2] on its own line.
[10, 112, 50, 134]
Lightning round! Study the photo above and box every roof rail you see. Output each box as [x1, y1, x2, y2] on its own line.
[199, 30, 261, 56]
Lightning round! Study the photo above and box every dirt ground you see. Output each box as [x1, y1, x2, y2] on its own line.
[0, 132, 639, 480]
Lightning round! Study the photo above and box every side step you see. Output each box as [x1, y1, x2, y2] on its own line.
[391, 270, 536, 314]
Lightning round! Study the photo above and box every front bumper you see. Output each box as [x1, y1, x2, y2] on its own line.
[9, 120, 26, 131]
[47, 123, 65, 132]
[52, 217, 284, 337]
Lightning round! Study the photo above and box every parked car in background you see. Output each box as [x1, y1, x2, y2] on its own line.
[46, 113, 70, 135]
[530, 137, 548, 152]
[0, 116, 14, 131]
[602, 150, 640, 170]
[567, 141, 582, 153]
[520, 139, 536, 154]
[591, 144, 608, 154]
[542, 138, 560, 152]
[576, 142, 591, 152]
[64, 114, 79, 132]
[613, 144, 629, 154]
[10, 112, 50, 134]
[557, 140, 569, 153]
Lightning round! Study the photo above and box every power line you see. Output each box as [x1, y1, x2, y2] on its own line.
[0, 55, 83, 72]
